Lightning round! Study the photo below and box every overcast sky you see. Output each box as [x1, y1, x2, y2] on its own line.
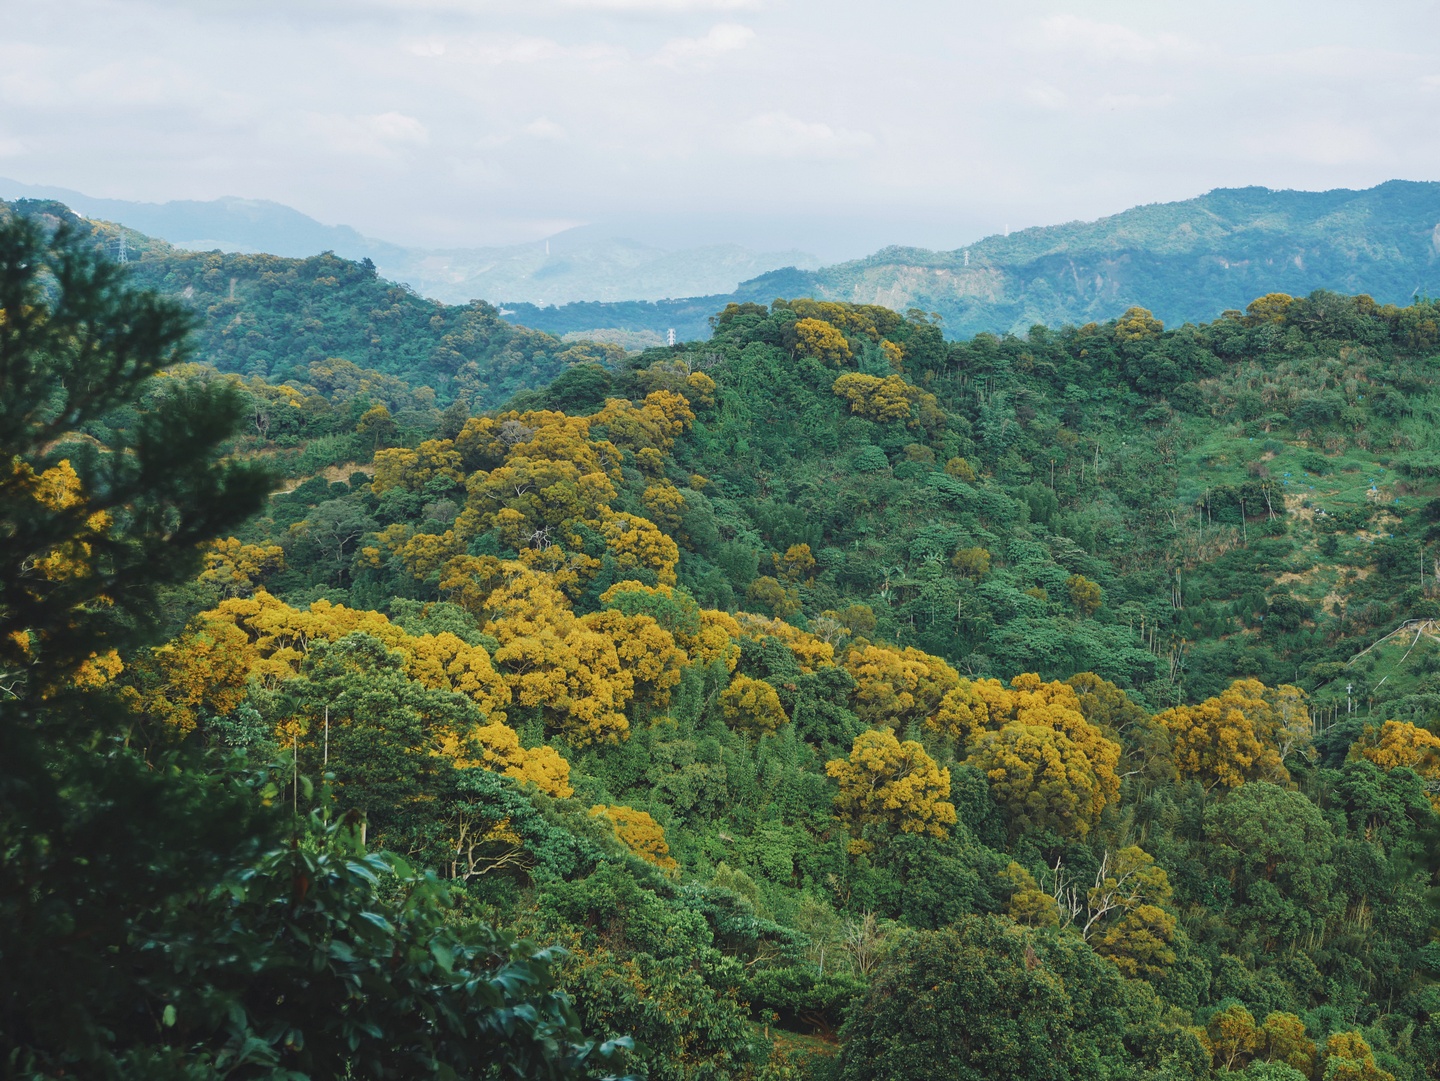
[2, 0, 1438, 258]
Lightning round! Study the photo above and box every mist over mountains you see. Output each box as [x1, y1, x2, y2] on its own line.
[6, 177, 1440, 346]
[0, 177, 819, 307]
[511, 181, 1440, 342]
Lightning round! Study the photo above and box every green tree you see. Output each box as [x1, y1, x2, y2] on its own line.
[837, 915, 1187, 1081]
[0, 217, 624, 1079]
[1203, 781, 1339, 945]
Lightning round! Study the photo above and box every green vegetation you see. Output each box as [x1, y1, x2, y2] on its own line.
[511, 182, 1440, 341]
[7, 197, 625, 409]
[15, 204, 1440, 1081]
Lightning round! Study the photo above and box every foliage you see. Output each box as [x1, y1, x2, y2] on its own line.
[20, 218, 1440, 1081]
[826, 729, 956, 852]
[0, 213, 623, 1080]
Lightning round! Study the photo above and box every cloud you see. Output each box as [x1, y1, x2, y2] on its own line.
[732, 112, 874, 160]
[653, 23, 754, 67]
[1243, 120, 1383, 167]
[1025, 83, 1068, 110]
[433, 35, 622, 65]
[565, 0, 759, 10]
[1036, 15, 1191, 63]
[1097, 92, 1175, 111]
[299, 111, 430, 158]
[524, 117, 567, 140]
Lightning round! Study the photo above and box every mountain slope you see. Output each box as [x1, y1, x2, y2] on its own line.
[0, 198, 620, 408]
[0, 177, 817, 306]
[512, 181, 1440, 341]
[120, 287, 1440, 1081]
[817, 180, 1440, 335]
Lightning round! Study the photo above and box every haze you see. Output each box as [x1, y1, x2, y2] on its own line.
[2, 0, 1438, 260]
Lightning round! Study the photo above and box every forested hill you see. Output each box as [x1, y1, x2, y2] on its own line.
[20, 194, 1440, 1079]
[92, 285, 1440, 1080]
[1, 197, 622, 409]
[512, 181, 1440, 342]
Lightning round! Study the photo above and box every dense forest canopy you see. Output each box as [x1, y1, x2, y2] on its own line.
[12, 203, 1440, 1081]
[3, 197, 625, 409]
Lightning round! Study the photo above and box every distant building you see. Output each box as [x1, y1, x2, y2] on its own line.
[667, 328, 676, 346]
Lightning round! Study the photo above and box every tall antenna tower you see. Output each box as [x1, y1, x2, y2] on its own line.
[111, 233, 129, 264]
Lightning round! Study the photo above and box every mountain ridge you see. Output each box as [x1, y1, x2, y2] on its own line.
[0, 176, 819, 306]
[511, 181, 1440, 342]
[10, 177, 1440, 348]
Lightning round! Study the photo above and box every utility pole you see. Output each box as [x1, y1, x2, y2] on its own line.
[1347, 682, 1353, 715]
[323, 705, 329, 767]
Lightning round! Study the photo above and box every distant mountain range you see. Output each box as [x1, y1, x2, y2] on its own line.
[0, 177, 818, 307]
[512, 181, 1440, 341]
[5, 177, 1440, 344]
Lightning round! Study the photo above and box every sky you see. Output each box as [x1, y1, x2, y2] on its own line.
[2, 0, 1439, 260]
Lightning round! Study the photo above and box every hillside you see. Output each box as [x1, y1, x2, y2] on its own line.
[2, 197, 622, 409]
[115, 286, 1440, 1078]
[16, 178, 1440, 345]
[514, 181, 1440, 342]
[14, 208, 1440, 1080]
[0, 177, 817, 305]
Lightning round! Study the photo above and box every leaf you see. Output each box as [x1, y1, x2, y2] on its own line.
[430, 940, 455, 972]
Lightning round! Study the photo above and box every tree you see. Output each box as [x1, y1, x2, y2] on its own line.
[0, 215, 270, 699]
[1203, 781, 1337, 944]
[296, 498, 378, 579]
[951, 545, 991, 580]
[355, 401, 396, 450]
[827, 729, 956, 853]
[966, 723, 1107, 839]
[944, 456, 977, 481]
[1323, 1032, 1395, 1081]
[482, 566, 634, 744]
[832, 373, 940, 427]
[0, 217, 622, 1078]
[120, 617, 254, 738]
[719, 673, 789, 736]
[933, 674, 1122, 832]
[837, 916, 1173, 1081]
[199, 536, 285, 597]
[1155, 678, 1293, 790]
[999, 862, 1059, 927]
[843, 643, 959, 728]
[1067, 574, 1102, 618]
[1354, 719, 1440, 808]
[792, 317, 852, 364]
[589, 805, 678, 871]
[1114, 306, 1163, 343]
[1066, 672, 1174, 786]
[1091, 903, 1176, 979]
[579, 607, 686, 710]
[446, 720, 574, 798]
[1261, 1012, 1316, 1076]
[1208, 1004, 1262, 1070]
[773, 542, 817, 583]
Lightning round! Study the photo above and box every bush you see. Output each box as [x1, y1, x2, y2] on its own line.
[852, 446, 890, 473]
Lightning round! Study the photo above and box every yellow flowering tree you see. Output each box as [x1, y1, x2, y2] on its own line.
[590, 805, 678, 871]
[826, 729, 956, 853]
[1154, 678, 1295, 790]
[719, 673, 788, 736]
